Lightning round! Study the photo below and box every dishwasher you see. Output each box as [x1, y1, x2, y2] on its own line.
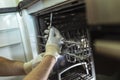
[32, 1, 96, 80]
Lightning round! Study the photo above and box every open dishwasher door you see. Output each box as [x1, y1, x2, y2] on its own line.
[32, 0, 96, 80]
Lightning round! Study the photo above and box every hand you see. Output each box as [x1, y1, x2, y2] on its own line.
[24, 53, 44, 74]
[44, 27, 63, 60]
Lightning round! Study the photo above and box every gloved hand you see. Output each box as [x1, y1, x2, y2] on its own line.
[24, 53, 44, 74]
[44, 27, 63, 60]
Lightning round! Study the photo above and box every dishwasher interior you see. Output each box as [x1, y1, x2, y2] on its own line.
[34, 3, 95, 80]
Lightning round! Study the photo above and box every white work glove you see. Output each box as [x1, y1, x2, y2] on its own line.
[24, 53, 44, 74]
[44, 27, 63, 60]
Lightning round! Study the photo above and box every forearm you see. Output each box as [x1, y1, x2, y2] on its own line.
[24, 27, 62, 80]
[24, 55, 56, 80]
[0, 57, 26, 76]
